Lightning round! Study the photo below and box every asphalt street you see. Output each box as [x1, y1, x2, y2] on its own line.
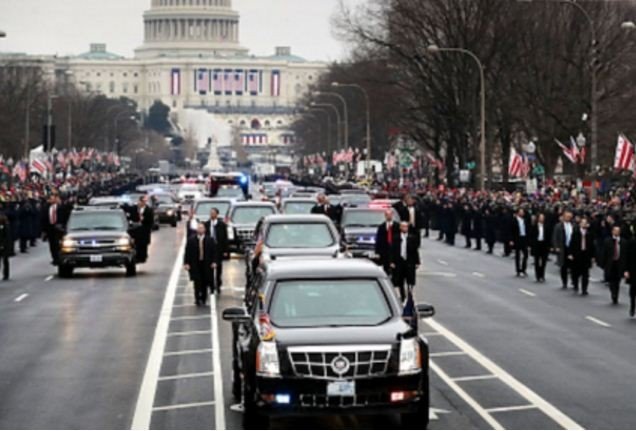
[1, 223, 635, 429]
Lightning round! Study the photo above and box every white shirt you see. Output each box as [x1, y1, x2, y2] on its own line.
[516, 217, 526, 237]
[538, 224, 544, 241]
[189, 218, 198, 231]
[564, 222, 572, 247]
[408, 207, 416, 226]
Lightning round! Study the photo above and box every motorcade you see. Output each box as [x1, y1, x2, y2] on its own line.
[192, 198, 234, 222]
[151, 193, 181, 227]
[88, 196, 132, 208]
[341, 207, 400, 259]
[340, 193, 372, 208]
[215, 185, 247, 201]
[280, 198, 316, 215]
[121, 192, 161, 231]
[209, 172, 250, 200]
[226, 201, 277, 253]
[177, 183, 205, 203]
[58, 207, 137, 278]
[223, 259, 435, 429]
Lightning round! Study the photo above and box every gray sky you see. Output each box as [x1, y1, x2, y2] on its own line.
[0, 0, 361, 61]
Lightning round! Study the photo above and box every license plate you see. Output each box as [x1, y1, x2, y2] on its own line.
[90, 255, 103, 263]
[327, 381, 355, 397]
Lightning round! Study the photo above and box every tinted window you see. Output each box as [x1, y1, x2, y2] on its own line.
[195, 201, 231, 219]
[342, 210, 397, 227]
[266, 223, 334, 248]
[283, 201, 314, 215]
[269, 280, 391, 328]
[67, 212, 126, 231]
[231, 206, 275, 224]
[342, 195, 371, 206]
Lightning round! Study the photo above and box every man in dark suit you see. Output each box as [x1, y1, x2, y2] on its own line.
[393, 194, 421, 247]
[184, 222, 218, 306]
[602, 225, 626, 305]
[129, 195, 154, 263]
[572, 217, 595, 295]
[41, 194, 69, 266]
[624, 236, 636, 317]
[204, 207, 228, 291]
[510, 208, 529, 277]
[530, 213, 550, 282]
[0, 207, 11, 280]
[375, 209, 400, 276]
[391, 222, 420, 302]
[552, 210, 576, 289]
[311, 193, 340, 224]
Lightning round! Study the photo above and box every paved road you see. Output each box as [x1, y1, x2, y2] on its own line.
[2, 224, 635, 429]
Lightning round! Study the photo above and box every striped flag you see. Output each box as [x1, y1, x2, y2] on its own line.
[234, 69, 244, 95]
[170, 68, 181, 96]
[248, 70, 259, 95]
[30, 159, 47, 177]
[196, 69, 209, 95]
[271, 70, 281, 96]
[509, 147, 525, 178]
[223, 69, 232, 95]
[614, 134, 635, 171]
[213, 69, 222, 95]
[13, 162, 27, 182]
[555, 139, 577, 164]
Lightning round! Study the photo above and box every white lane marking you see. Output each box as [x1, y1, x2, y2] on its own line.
[172, 304, 197, 308]
[427, 319, 583, 430]
[131, 237, 186, 430]
[418, 271, 457, 278]
[519, 289, 537, 298]
[429, 407, 451, 421]
[164, 348, 214, 357]
[14, 294, 28, 303]
[170, 315, 209, 321]
[472, 272, 485, 278]
[585, 316, 611, 328]
[158, 371, 214, 381]
[166, 330, 212, 337]
[430, 351, 467, 358]
[210, 293, 226, 430]
[486, 405, 537, 414]
[152, 401, 216, 412]
[429, 361, 504, 430]
[45, 275, 54, 282]
[422, 331, 442, 337]
[437, 259, 449, 266]
[452, 374, 497, 383]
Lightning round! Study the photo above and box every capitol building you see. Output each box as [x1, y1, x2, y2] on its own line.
[2, 0, 327, 168]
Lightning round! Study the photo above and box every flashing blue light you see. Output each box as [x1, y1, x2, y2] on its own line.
[239, 175, 248, 185]
[275, 394, 291, 404]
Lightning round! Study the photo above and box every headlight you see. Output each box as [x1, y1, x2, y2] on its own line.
[227, 226, 235, 240]
[256, 341, 280, 377]
[167, 210, 175, 216]
[399, 338, 422, 375]
[61, 237, 77, 248]
[116, 236, 131, 247]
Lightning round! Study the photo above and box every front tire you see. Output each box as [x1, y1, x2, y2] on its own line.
[126, 262, 137, 277]
[58, 265, 74, 278]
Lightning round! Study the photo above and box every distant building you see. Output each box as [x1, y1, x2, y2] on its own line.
[0, 0, 327, 165]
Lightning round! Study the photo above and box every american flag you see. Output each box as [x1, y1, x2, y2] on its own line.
[170, 68, 181, 96]
[224, 69, 232, 95]
[508, 147, 528, 178]
[248, 70, 259, 95]
[30, 159, 47, 177]
[213, 70, 222, 95]
[555, 139, 577, 164]
[13, 162, 27, 182]
[614, 134, 635, 171]
[271, 70, 281, 97]
[196, 69, 209, 95]
[234, 70, 244, 95]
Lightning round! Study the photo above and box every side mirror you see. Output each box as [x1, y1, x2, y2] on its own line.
[222, 307, 251, 323]
[416, 303, 436, 319]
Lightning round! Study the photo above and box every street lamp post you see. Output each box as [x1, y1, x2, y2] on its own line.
[331, 82, 372, 177]
[46, 95, 59, 152]
[313, 91, 349, 150]
[428, 44, 487, 191]
[311, 102, 342, 150]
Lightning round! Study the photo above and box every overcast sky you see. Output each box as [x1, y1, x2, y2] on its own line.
[0, 0, 362, 61]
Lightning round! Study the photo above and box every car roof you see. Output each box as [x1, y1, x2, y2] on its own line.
[265, 258, 385, 280]
[232, 201, 276, 208]
[72, 206, 126, 214]
[263, 214, 330, 224]
[195, 198, 233, 203]
[282, 197, 316, 203]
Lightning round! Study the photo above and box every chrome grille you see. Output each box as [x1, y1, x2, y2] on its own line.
[75, 238, 118, 252]
[299, 393, 389, 408]
[288, 345, 392, 380]
[236, 228, 254, 241]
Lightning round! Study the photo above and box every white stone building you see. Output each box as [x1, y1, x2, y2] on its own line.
[1, 0, 327, 165]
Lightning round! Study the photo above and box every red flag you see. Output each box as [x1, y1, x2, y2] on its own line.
[614, 134, 635, 171]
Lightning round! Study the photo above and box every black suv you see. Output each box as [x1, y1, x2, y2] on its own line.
[58, 207, 137, 278]
[223, 259, 435, 429]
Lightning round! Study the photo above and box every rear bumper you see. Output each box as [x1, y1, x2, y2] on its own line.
[254, 373, 425, 418]
[59, 251, 135, 268]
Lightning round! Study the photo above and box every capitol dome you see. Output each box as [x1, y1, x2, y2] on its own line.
[135, 0, 248, 59]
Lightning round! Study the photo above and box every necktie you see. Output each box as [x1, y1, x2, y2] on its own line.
[581, 232, 586, 251]
[211, 221, 216, 240]
[50, 206, 57, 225]
[199, 237, 204, 261]
[387, 224, 393, 245]
[401, 234, 407, 259]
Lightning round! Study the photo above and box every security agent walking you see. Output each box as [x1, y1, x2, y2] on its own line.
[41, 194, 69, 266]
[602, 225, 626, 305]
[128, 195, 154, 263]
[553, 211, 576, 290]
[0, 210, 11, 280]
[184, 222, 218, 306]
[624, 237, 636, 317]
[390, 222, 420, 302]
[572, 217, 595, 295]
[510, 208, 529, 277]
[204, 208, 228, 291]
[530, 213, 550, 282]
[375, 209, 401, 276]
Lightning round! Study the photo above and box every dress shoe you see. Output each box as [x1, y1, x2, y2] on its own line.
[630, 309, 635, 318]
